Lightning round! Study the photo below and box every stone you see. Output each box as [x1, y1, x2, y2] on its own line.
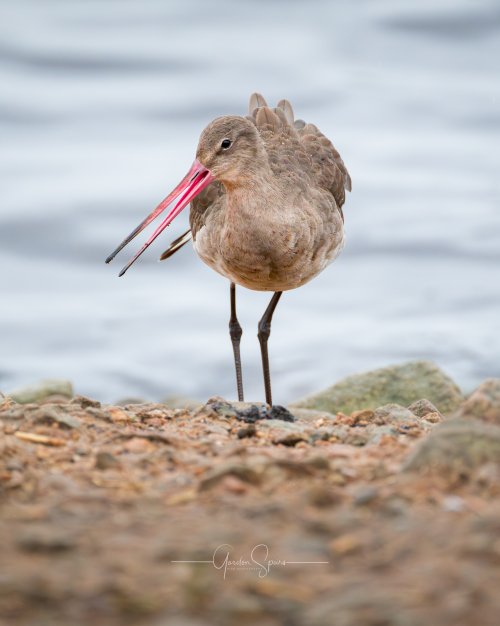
[407, 398, 442, 419]
[32, 406, 81, 429]
[16, 528, 76, 553]
[257, 419, 306, 432]
[95, 451, 121, 470]
[272, 432, 308, 446]
[403, 418, 500, 474]
[70, 395, 101, 409]
[160, 395, 203, 411]
[8, 379, 74, 404]
[373, 404, 417, 424]
[115, 397, 147, 406]
[236, 424, 257, 439]
[199, 461, 263, 490]
[287, 407, 337, 422]
[205, 398, 295, 423]
[455, 379, 500, 425]
[352, 485, 378, 505]
[291, 361, 463, 416]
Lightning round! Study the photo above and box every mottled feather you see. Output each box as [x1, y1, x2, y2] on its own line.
[249, 93, 268, 112]
[162, 95, 350, 263]
[277, 99, 294, 124]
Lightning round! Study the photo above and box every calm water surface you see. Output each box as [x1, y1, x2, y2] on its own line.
[1, 0, 499, 402]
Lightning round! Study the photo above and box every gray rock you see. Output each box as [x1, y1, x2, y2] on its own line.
[353, 485, 379, 505]
[115, 397, 147, 406]
[32, 406, 81, 429]
[257, 419, 307, 432]
[455, 378, 500, 425]
[8, 379, 73, 404]
[403, 418, 500, 474]
[288, 407, 337, 422]
[407, 398, 442, 418]
[373, 403, 417, 423]
[160, 394, 203, 411]
[204, 398, 295, 423]
[291, 361, 463, 416]
[366, 424, 402, 444]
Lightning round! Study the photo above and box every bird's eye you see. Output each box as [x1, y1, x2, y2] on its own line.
[220, 138, 232, 150]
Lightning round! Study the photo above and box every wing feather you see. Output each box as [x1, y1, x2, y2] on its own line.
[159, 229, 192, 260]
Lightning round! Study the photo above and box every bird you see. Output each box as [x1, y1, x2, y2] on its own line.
[106, 93, 351, 406]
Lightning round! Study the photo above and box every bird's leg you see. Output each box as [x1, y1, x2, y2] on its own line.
[229, 282, 244, 401]
[257, 291, 283, 406]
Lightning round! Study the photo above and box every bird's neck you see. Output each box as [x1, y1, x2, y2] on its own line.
[223, 172, 282, 220]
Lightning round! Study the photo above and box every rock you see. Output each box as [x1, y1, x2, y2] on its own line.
[70, 395, 101, 409]
[32, 406, 81, 429]
[273, 432, 308, 446]
[403, 418, 500, 474]
[199, 461, 263, 490]
[205, 398, 295, 423]
[8, 379, 74, 404]
[307, 484, 341, 507]
[95, 451, 121, 470]
[442, 495, 465, 513]
[455, 379, 500, 425]
[373, 404, 417, 424]
[268, 405, 296, 422]
[287, 407, 337, 422]
[257, 419, 306, 432]
[16, 528, 76, 553]
[352, 485, 378, 505]
[407, 398, 442, 419]
[236, 424, 257, 439]
[291, 361, 463, 416]
[160, 395, 203, 411]
[115, 397, 147, 406]
[372, 404, 425, 437]
[205, 398, 267, 420]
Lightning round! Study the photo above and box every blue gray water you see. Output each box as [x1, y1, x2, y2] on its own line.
[1, 0, 499, 403]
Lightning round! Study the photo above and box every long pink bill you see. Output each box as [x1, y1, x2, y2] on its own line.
[105, 160, 214, 277]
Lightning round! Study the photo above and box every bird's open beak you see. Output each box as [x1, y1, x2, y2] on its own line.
[106, 160, 214, 276]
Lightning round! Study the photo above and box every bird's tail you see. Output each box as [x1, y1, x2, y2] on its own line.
[159, 229, 192, 261]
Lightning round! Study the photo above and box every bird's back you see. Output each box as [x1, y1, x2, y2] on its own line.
[190, 94, 351, 230]
[246, 93, 351, 213]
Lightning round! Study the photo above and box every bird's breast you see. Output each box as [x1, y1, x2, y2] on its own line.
[193, 192, 344, 292]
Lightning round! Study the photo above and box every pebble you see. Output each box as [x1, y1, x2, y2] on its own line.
[95, 451, 121, 470]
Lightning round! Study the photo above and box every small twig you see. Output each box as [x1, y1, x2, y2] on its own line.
[111, 429, 174, 445]
[14, 431, 66, 447]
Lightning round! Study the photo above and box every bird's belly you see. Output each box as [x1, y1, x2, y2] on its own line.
[193, 219, 344, 292]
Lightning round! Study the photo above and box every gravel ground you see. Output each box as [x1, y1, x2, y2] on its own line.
[1, 392, 500, 626]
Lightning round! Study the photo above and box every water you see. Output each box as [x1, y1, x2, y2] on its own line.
[1, 0, 499, 403]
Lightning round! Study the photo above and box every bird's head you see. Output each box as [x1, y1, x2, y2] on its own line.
[105, 116, 264, 276]
[196, 116, 263, 186]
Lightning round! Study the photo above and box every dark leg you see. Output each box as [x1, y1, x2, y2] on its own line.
[229, 282, 244, 401]
[257, 291, 283, 406]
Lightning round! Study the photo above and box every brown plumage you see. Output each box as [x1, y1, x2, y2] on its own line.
[107, 93, 351, 405]
[162, 93, 350, 292]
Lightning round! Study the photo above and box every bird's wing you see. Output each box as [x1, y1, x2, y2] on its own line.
[189, 180, 225, 240]
[160, 180, 224, 259]
[159, 229, 192, 261]
[247, 93, 351, 211]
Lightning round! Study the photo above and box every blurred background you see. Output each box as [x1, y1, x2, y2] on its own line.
[0, 0, 499, 404]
